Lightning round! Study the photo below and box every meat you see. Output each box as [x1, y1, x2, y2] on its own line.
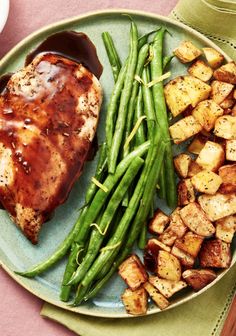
[0, 53, 102, 243]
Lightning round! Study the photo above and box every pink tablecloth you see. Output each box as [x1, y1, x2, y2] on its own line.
[0, 1, 178, 335]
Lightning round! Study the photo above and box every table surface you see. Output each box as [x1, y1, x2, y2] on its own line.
[0, 1, 178, 335]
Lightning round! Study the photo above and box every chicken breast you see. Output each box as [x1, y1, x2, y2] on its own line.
[0, 53, 102, 243]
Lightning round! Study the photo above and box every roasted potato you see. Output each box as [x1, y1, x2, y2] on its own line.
[169, 116, 202, 144]
[148, 210, 170, 235]
[199, 239, 231, 268]
[174, 231, 204, 258]
[179, 202, 215, 237]
[164, 75, 211, 117]
[174, 40, 202, 63]
[202, 47, 224, 69]
[188, 60, 213, 82]
[118, 255, 148, 290]
[219, 164, 236, 193]
[182, 269, 217, 291]
[198, 192, 236, 221]
[149, 276, 187, 298]
[191, 170, 222, 194]
[143, 239, 171, 273]
[121, 287, 148, 315]
[226, 140, 236, 161]
[188, 134, 208, 154]
[178, 179, 195, 206]
[187, 159, 203, 177]
[216, 215, 236, 243]
[196, 141, 225, 172]
[211, 80, 234, 105]
[157, 250, 182, 281]
[220, 91, 235, 109]
[214, 115, 236, 139]
[192, 100, 224, 132]
[143, 282, 169, 310]
[213, 61, 236, 84]
[171, 245, 195, 268]
[174, 153, 192, 178]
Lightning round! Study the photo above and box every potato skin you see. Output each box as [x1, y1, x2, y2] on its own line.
[199, 239, 231, 268]
[182, 269, 217, 291]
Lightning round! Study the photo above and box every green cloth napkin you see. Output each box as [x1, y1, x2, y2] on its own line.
[41, 1, 236, 335]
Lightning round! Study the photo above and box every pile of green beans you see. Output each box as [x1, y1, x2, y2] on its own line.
[15, 19, 177, 306]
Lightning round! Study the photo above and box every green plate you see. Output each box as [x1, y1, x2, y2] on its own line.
[0, 9, 234, 318]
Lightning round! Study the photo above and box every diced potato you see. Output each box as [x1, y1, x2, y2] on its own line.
[214, 61, 236, 84]
[192, 100, 224, 131]
[234, 90, 236, 100]
[121, 287, 148, 315]
[203, 47, 224, 69]
[220, 92, 235, 109]
[149, 276, 187, 298]
[148, 210, 170, 235]
[219, 164, 236, 193]
[174, 153, 192, 178]
[198, 192, 236, 221]
[216, 215, 236, 243]
[188, 60, 213, 82]
[196, 141, 225, 172]
[178, 179, 195, 206]
[157, 250, 181, 281]
[118, 255, 148, 290]
[182, 269, 217, 291]
[191, 170, 222, 194]
[169, 116, 202, 144]
[211, 80, 234, 105]
[164, 76, 211, 117]
[174, 40, 202, 63]
[188, 134, 208, 154]
[143, 282, 169, 310]
[226, 140, 236, 161]
[143, 239, 171, 273]
[174, 231, 204, 258]
[187, 159, 203, 177]
[180, 202, 215, 237]
[171, 245, 195, 268]
[214, 115, 236, 139]
[232, 104, 236, 116]
[199, 239, 231, 268]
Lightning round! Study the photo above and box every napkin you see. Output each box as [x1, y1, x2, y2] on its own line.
[41, 1, 236, 335]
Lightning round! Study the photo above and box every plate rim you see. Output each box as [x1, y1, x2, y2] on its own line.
[0, 8, 234, 318]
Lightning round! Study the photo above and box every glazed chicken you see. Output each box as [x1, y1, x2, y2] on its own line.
[0, 53, 102, 243]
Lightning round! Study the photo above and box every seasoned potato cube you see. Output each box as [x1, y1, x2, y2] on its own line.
[188, 60, 213, 82]
[174, 153, 191, 178]
[178, 179, 195, 206]
[180, 202, 215, 237]
[174, 231, 204, 258]
[149, 276, 187, 298]
[211, 80, 234, 105]
[169, 116, 202, 144]
[191, 170, 222, 194]
[164, 76, 211, 117]
[214, 61, 236, 84]
[216, 215, 236, 243]
[198, 192, 236, 221]
[148, 210, 169, 235]
[171, 245, 195, 268]
[157, 250, 181, 281]
[214, 115, 236, 139]
[182, 269, 217, 291]
[199, 239, 231, 268]
[219, 164, 236, 193]
[143, 282, 169, 310]
[143, 239, 171, 273]
[187, 159, 203, 177]
[203, 47, 224, 69]
[226, 140, 236, 161]
[121, 287, 148, 315]
[174, 41, 202, 63]
[196, 141, 225, 172]
[188, 134, 208, 154]
[192, 100, 224, 131]
[118, 255, 148, 290]
[232, 104, 236, 116]
[220, 92, 235, 109]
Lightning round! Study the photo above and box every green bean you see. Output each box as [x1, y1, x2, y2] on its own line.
[142, 67, 156, 122]
[151, 29, 177, 208]
[134, 86, 146, 147]
[68, 156, 144, 285]
[85, 142, 107, 204]
[163, 54, 174, 70]
[138, 221, 147, 250]
[102, 32, 121, 82]
[157, 165, 166, 200]
[73, 284, 91, 306]
[138, 29, 160, 50]
[108, 21, 138, 173]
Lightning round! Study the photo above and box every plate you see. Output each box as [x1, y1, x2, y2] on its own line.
[0, 0, 9, 33]
[0, 9, 235, 318]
